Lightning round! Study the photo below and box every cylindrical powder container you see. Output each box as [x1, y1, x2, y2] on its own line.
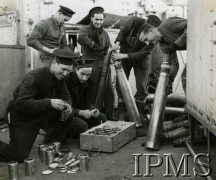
[53, 142, 61, 152]
[37, 144, 46, 160]
[8, 161, 18, 180]
[24, 158, 35, 176]
[79, 154, 89, 171]
[45, 149, 54, 165]
[41, 147, 49, 163]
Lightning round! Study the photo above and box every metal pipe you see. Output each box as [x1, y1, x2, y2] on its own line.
[163, 120, 189, 132]
[186, 142, 212, 180]
[145, 54, 172, 150]
[173, 114, 188, 123]
[15, 10, 21, 45]
[114, 62, 142, 127]
[164, 107, 186, 118]
[95, 51, 111, 111]
[161, 127, 189, 142]
[147, 106, 186, 119]
[146, 94, 185, 107]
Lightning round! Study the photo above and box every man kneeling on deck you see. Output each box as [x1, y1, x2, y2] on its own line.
[0, 48, 88, 163]
[66, 59, 106, 128]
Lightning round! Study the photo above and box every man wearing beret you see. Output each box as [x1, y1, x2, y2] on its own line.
[66, 59, 106, 128]
[140, 17, 187, 92]
[111, 15, 160, 121]
[27, 5, 75, 67]
[0, 48, 88, 163]
[78, 7, 117, 121]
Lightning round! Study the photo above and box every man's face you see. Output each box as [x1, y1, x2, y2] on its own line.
[76, 67, 93, 83]
[91, 13, 104, 28]
[59, 13, 71, 23]
[53, 62, 73, 80]
[139, 30, 159, 45]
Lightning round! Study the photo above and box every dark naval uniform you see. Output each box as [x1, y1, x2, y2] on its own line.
[78, 23, 116, 119]
[0, 66, 87, 163]
[66, 72, 106, 128]
[27, 16, 67, 65]
[115, 16, 154, 104]
[157, 17, 187, 91]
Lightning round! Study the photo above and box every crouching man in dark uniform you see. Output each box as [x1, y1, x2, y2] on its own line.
[0, 48, 88, 163]
[140, 17, 187, 92]
[66, 59, 106, 128]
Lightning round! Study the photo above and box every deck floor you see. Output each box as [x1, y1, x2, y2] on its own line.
[0, 127, 215, 180]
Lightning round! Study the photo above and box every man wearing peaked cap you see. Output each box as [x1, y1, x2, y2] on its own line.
[0, 48, 87, 163]
[53, 47, 79, 66]
[78, 6, 117, 121]
[27, 5, 75, 67]
[59, 5, 75, 17]
[66, 58, 106, 129]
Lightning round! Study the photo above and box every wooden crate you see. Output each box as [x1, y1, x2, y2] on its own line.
[80, 121, 136, 153]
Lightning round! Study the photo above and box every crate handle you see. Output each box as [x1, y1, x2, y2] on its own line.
[88, 136, 100, 157]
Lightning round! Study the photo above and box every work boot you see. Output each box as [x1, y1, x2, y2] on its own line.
[117, 102, 126, 121]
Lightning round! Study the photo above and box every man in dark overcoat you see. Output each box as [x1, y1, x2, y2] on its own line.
[78, 7, 117, 121]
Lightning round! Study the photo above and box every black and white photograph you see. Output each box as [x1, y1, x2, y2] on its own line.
[0, 0, 215, 179]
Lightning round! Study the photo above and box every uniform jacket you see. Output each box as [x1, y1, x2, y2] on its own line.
[27, 16, 67, 60]
[115, 16, 154, 65]
[65, 72, 96, 115]
[11, 66, 71, 130]
[78, 23, 111, 62]
[158, 17, 187, 52]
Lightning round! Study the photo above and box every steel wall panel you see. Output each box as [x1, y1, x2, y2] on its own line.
[186, 0, 216, 135]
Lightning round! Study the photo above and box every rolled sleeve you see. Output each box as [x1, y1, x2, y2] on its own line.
[27, 20, 48, 51]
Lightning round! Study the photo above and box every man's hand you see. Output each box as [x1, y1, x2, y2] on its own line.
[63, 103, 73, 120]
[111, 41, 120, 52]
[111, 53, 128, 61]
[91, 109, 99, 118]
[42, 47, 57, 54]
[51, 99, 66, 111]
[111, 44, 120, 52]
[79, 109, 92, 119]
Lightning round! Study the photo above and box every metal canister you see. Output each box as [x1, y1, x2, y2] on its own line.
[8, 161, 18, 180]
[24, 158, 35, 176]
[47, 144, 55, 150]
[79, 154, 89, 171]
[41, 147, 49, 163]
[53, 142, 61, 152]
[37, 144, 46, 160]
[162, 120, 189, 132]
[45, 149, 54, 165]
[161, 127, 189, 142]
